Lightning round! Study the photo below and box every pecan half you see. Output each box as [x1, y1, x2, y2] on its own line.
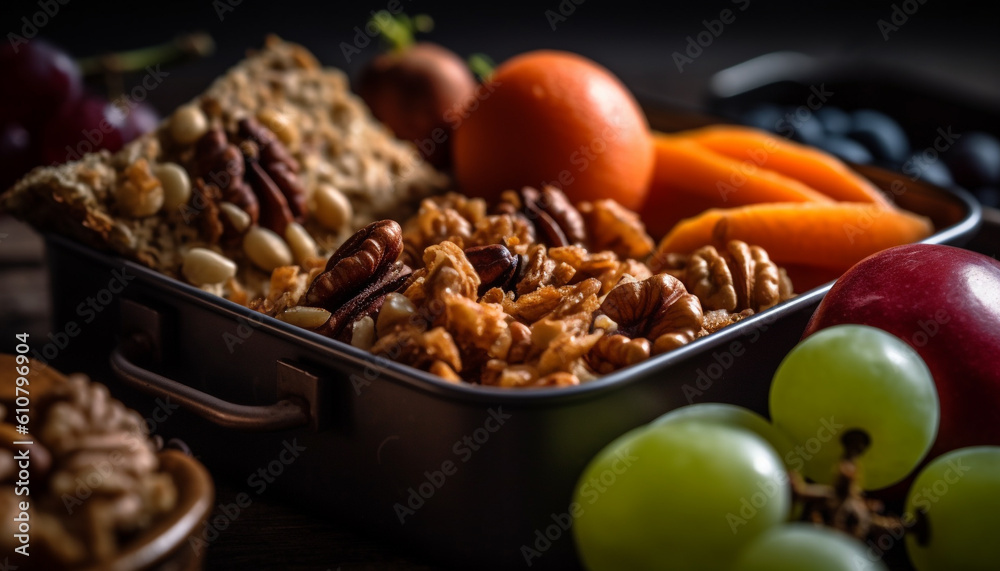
[242, 140, 295, 236]
[238, 117, 307, 219]
[464, 244, 521, 298]
[192, 128, 259, 241]
[314, 266, 411, 341]
[215, 144, 259, 224]
[498, 186, 586, 248]
[238, 117, 300, 173]
[306, 220, 403, 308]
[188, 120, 307, 242]
[193, 127, 229, 173]
[304, 220, 410, 340]
[266, 161, 307, 219]
[597, 273, 704, 355]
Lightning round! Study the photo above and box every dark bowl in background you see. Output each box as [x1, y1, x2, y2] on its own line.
[703, 51, 1000, 149]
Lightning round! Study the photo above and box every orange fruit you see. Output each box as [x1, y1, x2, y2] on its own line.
[452, 50, 654, 210]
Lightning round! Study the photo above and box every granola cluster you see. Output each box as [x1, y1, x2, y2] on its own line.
[271, 187, 795, 387]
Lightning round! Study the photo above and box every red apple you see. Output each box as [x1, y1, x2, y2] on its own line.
[803, 244, 1000, 465]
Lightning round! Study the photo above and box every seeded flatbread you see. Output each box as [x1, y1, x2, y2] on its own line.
[1, 35, 448, 300]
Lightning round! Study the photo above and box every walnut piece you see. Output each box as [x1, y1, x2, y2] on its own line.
[469, 212, 535, 253]
[588, 334, 652, 375]
[371, 326, 463, 373]
[547, 246, 627, 294]
[598, 273, 704, 356]
[703, 308, 755, 334]
[422, 241, 481, 302]
[578, 199, 654, 259]
[682, 240, 793, 313]
[401, 193, 487, 266]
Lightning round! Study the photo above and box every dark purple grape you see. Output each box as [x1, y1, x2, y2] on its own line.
[0, 39, 82, 129]
[943, 131, 1000, 189]
[816, 107, 851, 135]
[0, 122, 37, 190]
[818, 136, 873, 164]
[40, 95, 127, 166]
[847, 109, 909, 163]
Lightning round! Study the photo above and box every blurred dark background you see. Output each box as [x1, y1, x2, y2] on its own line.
[3, 0, 997, 115]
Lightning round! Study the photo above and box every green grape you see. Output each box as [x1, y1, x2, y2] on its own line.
[653, 405, 806, 519]
[572, 421, 790, 571]
[769, 324, 938, 490]
[904, 446, 1000, 571]
[731, 523, 888, 571]
[652, 403, 796, 469]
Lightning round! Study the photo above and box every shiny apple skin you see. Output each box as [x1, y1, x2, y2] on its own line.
[804, 243, 1000, 462]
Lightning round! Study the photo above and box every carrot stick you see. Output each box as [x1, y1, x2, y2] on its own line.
[652, 202, 933, 273]
[682, 125, 894, 207]
[650, 134, 833, 207]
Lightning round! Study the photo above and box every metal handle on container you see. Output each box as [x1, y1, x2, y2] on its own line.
[110, 333, 311, 431]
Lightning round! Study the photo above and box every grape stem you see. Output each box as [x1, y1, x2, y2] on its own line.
[790, 430, 941, 557]
[76, 32, 216, 77]
[790, 429, 900, 542]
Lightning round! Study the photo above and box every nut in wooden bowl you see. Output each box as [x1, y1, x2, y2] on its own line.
[0, 355, 214, 570]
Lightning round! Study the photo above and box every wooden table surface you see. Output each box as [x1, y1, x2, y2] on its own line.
[204, 483, 439, 570]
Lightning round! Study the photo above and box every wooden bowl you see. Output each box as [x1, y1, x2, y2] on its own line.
[80, 449, 215, 571]
[1, 355, 215, 570]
